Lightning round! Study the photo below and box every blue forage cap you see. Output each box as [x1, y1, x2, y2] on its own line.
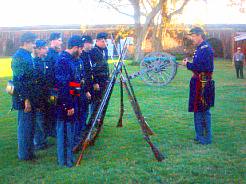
[189, 27, 205, 35]
[68, 35, 83, 48]
[20, 32, 37, 43]
[35, 39, 47, 49]
[81, 35, 93, 44]
[49, 32, 61, 41]
[96, 32, 108, 39]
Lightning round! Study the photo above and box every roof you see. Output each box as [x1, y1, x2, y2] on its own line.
[234, 33, 246, 41]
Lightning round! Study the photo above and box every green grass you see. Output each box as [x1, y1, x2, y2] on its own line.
[0, 58, 245, 183]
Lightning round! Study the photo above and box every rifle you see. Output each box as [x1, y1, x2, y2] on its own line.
[119, 67, 164, 161]
[76, 60, 124, 166]
[75, 37, 165, 165]
[117, 74, 124, 127]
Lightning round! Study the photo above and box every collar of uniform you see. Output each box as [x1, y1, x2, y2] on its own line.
[197, 41, 207, 50]
[83, 50, 90, 53]
[95, 45, 104, 51]
[34, 57, 46, 62]
[34, 57, 41, 61]
[197, 41, 206, 48]
[48, 47, 59, 54]
[14, 48, 33, 60]
[61, 50, 73, 60]
[48, 47, 55, 52]
[19, 48, 32, 54]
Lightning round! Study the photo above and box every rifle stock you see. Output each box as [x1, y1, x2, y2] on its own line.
[75, 60, 124, 165]
[90, 119, 103, 146]
[121, 74, 164, 162]
[139, 116, 154, 136]
[117, 78, 124, 127]
[122, 80, 154, 135]
[144, 136, 165, 161]
[76, 139, 90, 166]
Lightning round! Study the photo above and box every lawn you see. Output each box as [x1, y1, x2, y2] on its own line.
[0, 58, 245, 183]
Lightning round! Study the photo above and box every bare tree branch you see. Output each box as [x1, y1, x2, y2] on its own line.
[146, 0, 154, 8]
[167, 0, 191, 19]
[129, 0, 149, 16]
[141, 0, 149, 15]
[98, 0, 134, 17]
[141, 0, 166, 39]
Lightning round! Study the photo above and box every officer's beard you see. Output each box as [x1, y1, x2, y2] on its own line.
[72, 50, 80, 58]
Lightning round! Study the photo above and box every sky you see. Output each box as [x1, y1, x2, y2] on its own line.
[0, 0, 245, 27]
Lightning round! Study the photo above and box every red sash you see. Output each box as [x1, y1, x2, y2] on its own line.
[69, 82, 81, 96]
[193, 72, 213, 112]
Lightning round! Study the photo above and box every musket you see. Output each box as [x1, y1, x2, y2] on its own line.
[111, 33, 124, 127]
[120, 73, 164, 161]
[73, 38, 128, 154]
[76, 37, 164, 164]
[76, 61, 124, 165]
[76, 43, 128, 165]
[123, 65, 154, 135]
[89, 38, 129, 143]
[117, 76, 124, 127]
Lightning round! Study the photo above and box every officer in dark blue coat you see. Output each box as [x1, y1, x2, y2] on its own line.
[55, 35, 83, 167]
[90, 32, 109, 124]
[32, 40, 49, 150]
[45, 32, 63, 137]
[11, 32, 37, 160]
[182, 27, 215, 145]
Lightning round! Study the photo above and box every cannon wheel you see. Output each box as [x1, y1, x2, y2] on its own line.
[139, 52, 178, 86]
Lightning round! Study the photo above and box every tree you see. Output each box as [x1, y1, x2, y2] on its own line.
[227, 0, 246, 13]
[92, 0, 193, 63]
[151, 0, 190, 53]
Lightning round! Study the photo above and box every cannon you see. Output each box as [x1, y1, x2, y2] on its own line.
[128, 52, 178, 86]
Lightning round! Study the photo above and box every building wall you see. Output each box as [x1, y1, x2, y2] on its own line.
[0, 24, 246, 58]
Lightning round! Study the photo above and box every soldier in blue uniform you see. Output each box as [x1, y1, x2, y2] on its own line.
[11, 32, 37, 160]
[55, 35, 83, 167]
[45, 32, 63, 137]
[73, 35, 94, 147]
[80, 35, 94, 103]
[89, 32, 109, 125]
[32, 40, 49, 150]
[71, 38, 89, 148]
[182, 27, 215, 145]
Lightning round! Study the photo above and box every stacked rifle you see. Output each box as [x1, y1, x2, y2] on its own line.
[74, 38, 165, 166]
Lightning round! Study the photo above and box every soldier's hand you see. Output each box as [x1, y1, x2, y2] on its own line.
[93, 83, 100, 91]
[86, 92, 91, 100]
[24, 99, 32, 113]
[67, 108, 74, 116]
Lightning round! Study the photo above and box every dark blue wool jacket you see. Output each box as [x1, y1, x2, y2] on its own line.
[11, 48, 35, 110]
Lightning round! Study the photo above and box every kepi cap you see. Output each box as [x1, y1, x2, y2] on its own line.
[35, 40, 47, 49]
[49, 32, 61, 41]
[81, 35, 93, 44]
[96, 32, 108, 39]
[68, 35, 83, 48]
[20, 32, 37, 43]
[189, 27, 205, 35]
